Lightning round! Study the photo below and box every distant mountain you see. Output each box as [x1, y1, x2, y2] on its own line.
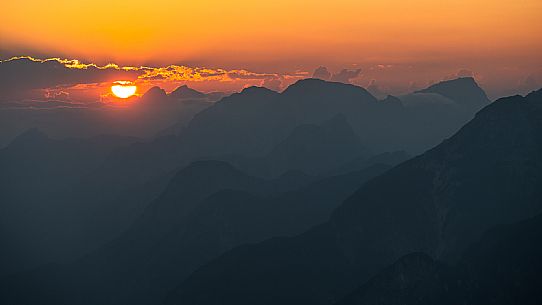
[0, 161, 391, 305]
[180, 78, 488, 157]
[77, 77, 487, 205]
[0, 130, 140, 276]
[0, 128, 139, 197]
[166, 89, 542, 305]
[168, 85, 207, 100]
[335, 212, 542, 305]
[180, 85, 281, 157]
[141, 86, 168, 101]
[135, 86, 215, 137]
[0, 85, 217, 145]
[416, 77, 490, 107]
[265, 114, 368, 176]
[222, 115, 370, 177]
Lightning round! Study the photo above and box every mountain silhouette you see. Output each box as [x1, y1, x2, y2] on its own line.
[165, 88, 542, 305]
[180, 85, 281, 157]
[0, 77, 520, 305]
[335, 252, 461, 305]
[265, 114, 368, 176]
[73, 77, 486, 205]
[0, 161, 392, 305]
[141, 86, 168, 101]
[416, 77, 490, 108]
[168, 85, 207, 100]
[222, 114, 371, 177]
[335, 212, 542, 305]
[0, 129, 140, 276]
[180, 78, 487, 158]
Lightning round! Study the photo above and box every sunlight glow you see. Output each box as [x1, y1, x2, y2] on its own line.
[111, 81, 137, 98]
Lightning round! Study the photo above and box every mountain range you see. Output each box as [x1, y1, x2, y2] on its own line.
[1, 77, 536, 305]
[164, 88, 542, 304]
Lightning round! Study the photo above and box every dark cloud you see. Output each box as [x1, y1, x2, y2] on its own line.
[0, 57, 301, 101]
[0, 99, 90, 109]
[0, 57, 140, 100]
[330, 68, 362, 83]
[312, 66, 331, 80]
[46, 90, 70, 101]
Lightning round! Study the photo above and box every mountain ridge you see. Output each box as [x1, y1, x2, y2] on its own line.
[165, 88, 542, 305]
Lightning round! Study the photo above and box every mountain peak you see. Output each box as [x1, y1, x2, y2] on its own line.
[284, 78, 359, 92]
[240, 86, 277, 95]
[142, 86, 167, 100]
[169, 85, 206, 99]
[416, 77, 490, 107]
[282, 78, 377, 103]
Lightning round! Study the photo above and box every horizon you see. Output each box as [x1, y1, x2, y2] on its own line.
[1, 55, 539, 102]
[2, 1, 542, 100]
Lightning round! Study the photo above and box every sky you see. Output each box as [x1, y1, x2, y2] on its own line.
[1, 0, 541, 99]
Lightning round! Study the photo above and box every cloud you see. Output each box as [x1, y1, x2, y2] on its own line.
[45, 90, 70, 100]
[0, 99, 92, 110]
[456, 69, 474, 78]
[443, 68, 476, 81]
[0, 56, 305, 101]
[408, 81, 421, 92]
[330, 68, 362, 83]
[0, 57, 140, 100]
[367, 79, 386, 98]
[261, 77, 283, 92]
[312, 66, 331, 80]
[516, 74, 540, 94]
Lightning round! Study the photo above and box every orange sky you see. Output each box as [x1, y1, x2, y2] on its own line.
[1, 0, 541, 97]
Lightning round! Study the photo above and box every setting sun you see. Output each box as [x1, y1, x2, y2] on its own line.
[111, 81, 137, 98]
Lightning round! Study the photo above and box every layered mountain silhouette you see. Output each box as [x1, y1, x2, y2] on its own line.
[0, 161, 392, 305]
[178, 77, 487, 157]
[222, 114, 370, 177]
[264, 114, 367, 175]
[83, 77, 487, 202]
[99, 77, 487, 180]
[415, 77, 490, 108]
[0, 84, 219, 146]
[0, 130, 140, 276]
[164, 89, 542, 305]
[2, 77, 533, 305]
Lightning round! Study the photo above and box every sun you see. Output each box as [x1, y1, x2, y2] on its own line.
[111, 81, 137, 98]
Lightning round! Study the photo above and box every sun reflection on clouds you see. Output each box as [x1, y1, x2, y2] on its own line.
[0, 56, 312, 103]
[0, 56, 306, 98]
[0, 56, 303, 84]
